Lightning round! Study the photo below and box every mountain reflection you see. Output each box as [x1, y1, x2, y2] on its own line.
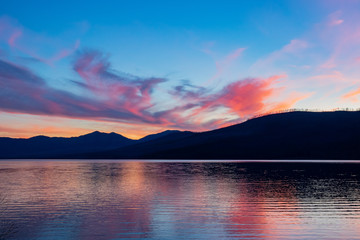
[1, 161, 360, 239]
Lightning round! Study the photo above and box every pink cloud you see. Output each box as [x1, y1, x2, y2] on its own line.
[204, 47, 246, 86]
[327, 11, 344, 26]
[0, 16, 83, 65]
[319, 57, 337, 69]
[330, 19, 344, 26]
[72, 50, 166, 122]
[165, 74, 308, 130]
[48, 39, 81, 65]
[309, 71, 345, 83]
[0, 47, 307, 132]
[211, 76, 276, 116]
[7, 28, 22, 46]
[316, 10, 360, 71]
[0, 57, 158, 123]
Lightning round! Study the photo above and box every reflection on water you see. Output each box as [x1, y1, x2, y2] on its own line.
[1, 160, 360, 239]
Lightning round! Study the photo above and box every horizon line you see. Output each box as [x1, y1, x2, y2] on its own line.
[1, 108, 359, 140]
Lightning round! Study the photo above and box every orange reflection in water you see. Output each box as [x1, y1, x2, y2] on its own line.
[226, 178, 302, 239]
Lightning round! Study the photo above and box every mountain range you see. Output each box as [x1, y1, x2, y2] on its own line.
[1, 111, 360, 159]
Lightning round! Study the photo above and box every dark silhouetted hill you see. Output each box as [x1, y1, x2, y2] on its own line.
[0, 131, 133, 158]
[86, 111, 360, 159]
[74, 130, 195, 159]
[1, 111, 360, 159]
[137, 130, 183, 143]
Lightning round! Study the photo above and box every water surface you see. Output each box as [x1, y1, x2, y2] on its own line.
[1, 160, 360, 239]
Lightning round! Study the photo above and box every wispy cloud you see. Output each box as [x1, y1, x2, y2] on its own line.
[202, 47, 246, 87]
[251, 39, 308, 71]
[342, 86, 360, 102]
[73, 50, 167, 122]
[327, 11, 344, 26]
[0, 15, 316, 133]
[0, 49, 305, 131]
[162, 74, 308, 129]
[0, 16, 82, 65]
[0, 55, 169, 124]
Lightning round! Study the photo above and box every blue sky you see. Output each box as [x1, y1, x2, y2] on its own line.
[1, 0, 360, 138]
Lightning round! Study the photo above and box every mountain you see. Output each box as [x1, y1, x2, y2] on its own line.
[74, 130, 195, 159]
[80, 111, 360, 159]
[1, 111, 360, 159]
[138, 130, 182, 143]
[0, 131, 133, 158]
[142, 111, 360, 159]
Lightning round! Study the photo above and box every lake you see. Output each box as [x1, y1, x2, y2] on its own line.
[1, 160, 360, 239]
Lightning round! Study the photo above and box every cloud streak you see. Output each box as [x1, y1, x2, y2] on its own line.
[0, 57, 162, 123]
[161, 74, 299, 130]
[72, 50, 167, 122]
[0, 48, 305, 131]
[342, 87, 360, 102]
[0, 16, 81, 65]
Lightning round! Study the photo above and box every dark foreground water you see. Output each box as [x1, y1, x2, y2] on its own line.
[1, 160, 360, 239]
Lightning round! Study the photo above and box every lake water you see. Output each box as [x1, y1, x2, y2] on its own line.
[1, 160, 360, 239]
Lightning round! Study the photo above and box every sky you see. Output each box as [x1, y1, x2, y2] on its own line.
[0, 0, 360, 139]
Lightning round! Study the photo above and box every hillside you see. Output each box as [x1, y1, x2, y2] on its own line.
[0, 131, 133, 158]
[1, 111, 360, 159]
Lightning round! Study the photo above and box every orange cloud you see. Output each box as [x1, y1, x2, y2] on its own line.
[0, 124, 88, 138]
[267, 92, 313, 113]
[342, 87, 360, 102]
[166, 74, 306, 130]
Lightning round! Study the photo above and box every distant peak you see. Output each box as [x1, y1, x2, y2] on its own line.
[79, 131, 106, 137]
[88, 131, 109, 135]
[91, 131, 102, 134]
[30, 135, 50, 139]
[78, 131, 130, 140]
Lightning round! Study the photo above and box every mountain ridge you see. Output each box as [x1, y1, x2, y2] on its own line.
[1, 111, 360, 159]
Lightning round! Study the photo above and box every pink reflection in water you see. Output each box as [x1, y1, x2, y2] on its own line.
[0, 160, 360, 239]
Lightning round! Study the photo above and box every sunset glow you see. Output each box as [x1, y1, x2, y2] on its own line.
[1, 0, 360, 138]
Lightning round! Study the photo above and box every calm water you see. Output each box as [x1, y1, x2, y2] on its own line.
[1, 160, 360, 239]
